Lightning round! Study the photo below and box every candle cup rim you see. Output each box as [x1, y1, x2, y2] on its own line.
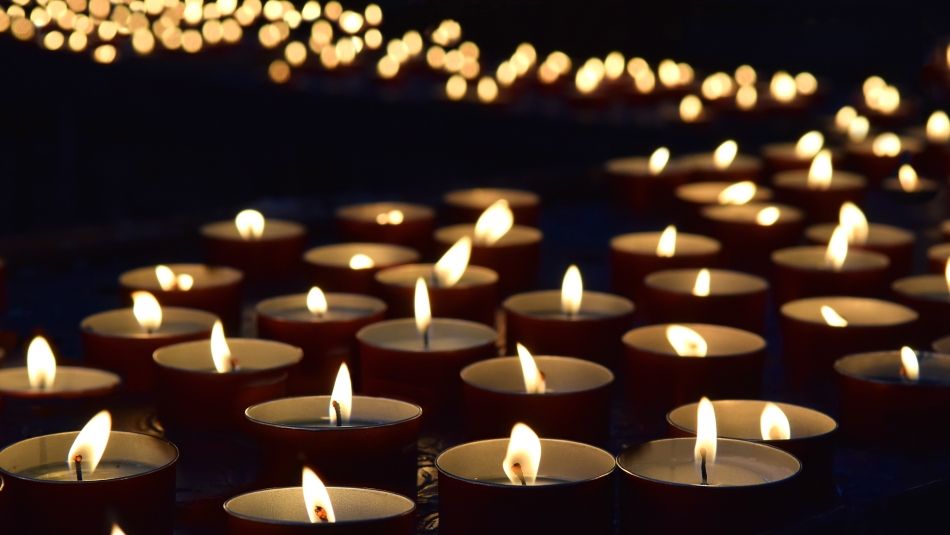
[700, 202, 805, 225]
[119, 263, 244, 291]
[603, 155, 692, 176]
[223, 486, 416, 525]
[666, 399, 838, 441]
[375, 263, 499, 287]
[674, 181, 773, 205]
[805, 222, 914, 247]
[255, 293, 388, 324]
[772, 169, 866, 189]
[153, 338, 303, 373]
[644, 268, 769, 296]
[80, 307, 219, 338]
[616, 437, 801, 488]
[677, 152, 763, 172]
[0, 366, 121, 398]
[881, 177, 941, 194]
[503, 289, 635, 319]
[622, 323, 766, 358]
[356, 318, 497, 352]
[761, 142, 842, 161]
[0, 430, 179, 484]
[845, 135, 923, 155]
[335, 201, 435, 222]
[461, 356, 615, 395]
[434, 224, 543, 248]
[201, 219, 306, 242]
[245, 395, 423, 430]
[834, 350, 950, 387]
[609, 231, 721, 256]
[770, 246, 890, 272]
[302, 242, 420, 268]
[780, 296, 918, 327]
[443, 188, 539, 208]
[891, 275, 950, 302]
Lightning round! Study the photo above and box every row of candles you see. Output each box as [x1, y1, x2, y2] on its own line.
[0, 168, 948, 533]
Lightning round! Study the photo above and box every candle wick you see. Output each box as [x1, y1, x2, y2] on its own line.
[74, 454, 83, 481]
[422, 328, 430, 351]
[700, 449, 708, 486]
[229, 357, 240, 373]
[331, 400, 343, 427]
[512, 462, 526, 486]
[314, 506, 329, 522]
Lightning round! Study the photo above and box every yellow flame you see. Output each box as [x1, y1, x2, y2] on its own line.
[302, 467, 336, 523]
[307, 286, 328, 316]
[847, 116, 870, 143]
[67, 410, 112, 478]
[210, 320, 235, 373]
[560, 265, 584, 317]
[329, 363, 352, 425]
[434, 237, 471, 288]
[760, 403, 791, 440]
[756, 206, 781, 226]
[712, 140, 738, 170]
[473, 199, 514, 246]
[27, 335, 57, 390]
[876, 86, 901, 114]
[666, 325, 708, 357]
[502, 423, 541, 486]
[692, 269, 711, 297]
[656, 225, 677, 258]
[820, 305, 848, 327]
[898, 164, 919, 192]
[872, 132, 902, 157]
[414, 277, 431, 338]
[835, 106, 857, 132]
[155, 265, 176, 291]
[516, 343, 546, 394]
[648, 147, 670, 176]
[679, 94, 703, 123]
[235, 209, 265, 240]
[825, 225, 850, 270]
[795, 131, 824, 159]
[111, 525, 127, 535]
[839, 202, 869, 245]
[770, 71, 797, 103]
[348, 254, 375, 270]
[926, 111, 950, 143]
[131, 291, 163, 332]
[735, 64, 756, 86]
[177, 274, 194, 291]
[694, 397, 717, 479]
[795, 72, 818, 95]
[735, 85, 757, 110]
[375, 209, 405, 225]
[717, 181, 756, 205]
[807, 149, 833, 190]
[945, 259, 950, 294]
[658, 59, 680, 87]
[900, 346, 919, 382]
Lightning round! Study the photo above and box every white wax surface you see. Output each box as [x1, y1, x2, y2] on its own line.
[772, 170, 866, 191]
[928, 243, 950, 265]
[359, 319, 496, 352]
[478, 477, 567, 486]
[0, 367, 119, 395]
[780, 297, 917, 327]
[303, 243, 419, 269]
[679, 153, 761, 174]
[646, 269, 768, 296]
[18, 460, 155, 481]
[806, 223, 913, 247]
[610, 232, 720, 256]
[676, 182, 772, 205]
[892, 275, 950, 302]
[435, 224, 542, 248]
[201, 219, 304, 241]
[635, 459, 767, 486]
[375, 264, 497, 288]
[444, 188, 539, 210]
[604, 157, 690, 176]
[772, 246, 889, 272]
[847, 136, 923, 157]
[835, 351, 950, 386]
[503, 290, 634, 319]
[336, 202, 434, 223]
[668, 400, 837, 440]
[81, 308, 217, 338]
[262, 307, 372, 322]
[120, 264, 242, 291]
[702, 203, 804, 225]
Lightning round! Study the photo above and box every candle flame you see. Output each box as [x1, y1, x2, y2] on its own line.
[473, 199, 514, 246]
[177, 274, 194, 291]
[717, 181, 756, 205]
[926, 111, 950, 143]
[656, 225, 677, 258]
[694, 397, 717, 480]
[502, 423, 541, 486]
[131, 291, 163, 332]
[155, 265, 176, 291]
[348, 253, 375, 270]
[820, 305, 848, 327]
[679, 94, 703, 123]
[648, 147, 670, 176]
[807, 149, 833, 190]
[235, 209, 265, 240]
[898, 164, 919, 192]
[760, 403, 791, 440]
[434, 237, 471, 288]
[329, 363, 352, 425]
[945, 259, 950, 294]
[872, 132, 901, 157]
[375, 209, 405, 225]
[27, 335, 57, 390]
[769, 71, 796, 103]
[414, 277, 431, 338]
[560, 264, 583, 317]
[67, 410, 112, 478]
[824, 225, 850, 270]
[834, 106, 857, 132]
[210, 320, 235, 373]
[516, 343, 546, 394]
[735, 85, 757, 110]
[111, 525, 127, 535]
[302, 467, 336, 523]
[795, 131, 824, 159]
[712, 140, 738, 170]
[666, 325, 708, 357]
[307, 286, 328, 316]
[756, 206, 781, 226]
[839, 202, 869, 245]
[692, 269, 711, 297]
[900, 346, 919, 382]
[847, 116, 870, 143]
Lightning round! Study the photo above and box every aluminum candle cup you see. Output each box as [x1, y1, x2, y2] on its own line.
[780, 297, 919, 387]
[503, 290, 635, 368]
[119, 263, 244, 331]
[770, 246, 890, 304]
[805, 223, 915, 278]
[927, 243, 950, 273]
[610, 231, 721, 301]
[153, 339, 302, 430]
[772, 169, 866, 222]
[891, 275, 950, 343]
[835, 350, 950, 449]
[202, 219, 306, 280]
[256, 293, 387, 394]
[436, 438, 615, 535]
[357, 319, 497, 424]
[0, 431, 178, 535]
[335, 202, 436, 252]
[845, 136, 923, 183]
[460, 356, 614, 444]
[603, 156, 692, 213]
[81, 307, 218, 394]
[667, 400, 838, 503]
[617, 438, 801, 534]
[303, 243, 420, 295]
[226, 486, 415, 535]
[623, 324, 766, 427]
[679, 152, 763, 183]
[700, 203, 805, 274]
[443, 188, 540, 226]
[375, 264, 499, 326]
[245, 396, 421, 497]
[434, 224, 542, 297]
[642, 269, 769, 333]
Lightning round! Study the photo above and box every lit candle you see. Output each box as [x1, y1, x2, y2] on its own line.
[772, 150, 867, 222]
[881, 163, 941, 203]
[335, 201, 436, 251]
[914, 110, 950, 178]
[674, 180, 773, 222]
[604, 147, 692, 213]
[700, 202, 805, 274]
[804, 202, 914, 277]
[891, 259, 950, 342]
[845, 131, 923, 183]
[761, 130, 828, 172]
[681, 139, 763, 183]
[443, 187, 540, 226]
[303, 242, 419, 295]
[201, 209, 307, 280]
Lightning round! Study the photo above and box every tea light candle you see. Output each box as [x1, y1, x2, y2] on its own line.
[357, 279, 497, 423]
[674, 180, 773, 222]
[81, 293, 218, 394]
[914, 110, 950, 177]
[623, 324, 765, 427]
[610, 226, 721, 301]
[845, 133, 923, 183]
[119, 263, 243, 331]
[443, 187, 540, 226]
[804, 206, 914, 277]
[256, 288, 387, 394]
[245, 368, 421, 497]
[771, 225, 890, 304]
[335, 201, 435, 252]
[604, 147, 692, 213]
[434, 200, 542, 296]
[201, 209, 307, 280]
[0, 412, 179, 534]
[780, 297, 918, 386]
[761, 130, 830, 173]
[460, 347, 614, 443]
[667, 399, 837, 501]
[641, 268, 769, 333]
[891, 265, 950, 342]
[881, 164, 940, 203]
[303, 242, 420, 295]
[934, 335, 950, 353]
[436, 424, 615, 535]
[928, 243, 950, 273]
[225, 469, 416, 535]
[835, 348, 950, 448]
[700, 203, 805, 274]
[503, 265, 635, 368]
[679, 140, 763, 183]
[772, 150, 866, 222]
[375, 237, 499, 325]
[152, 322, 303, 430]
